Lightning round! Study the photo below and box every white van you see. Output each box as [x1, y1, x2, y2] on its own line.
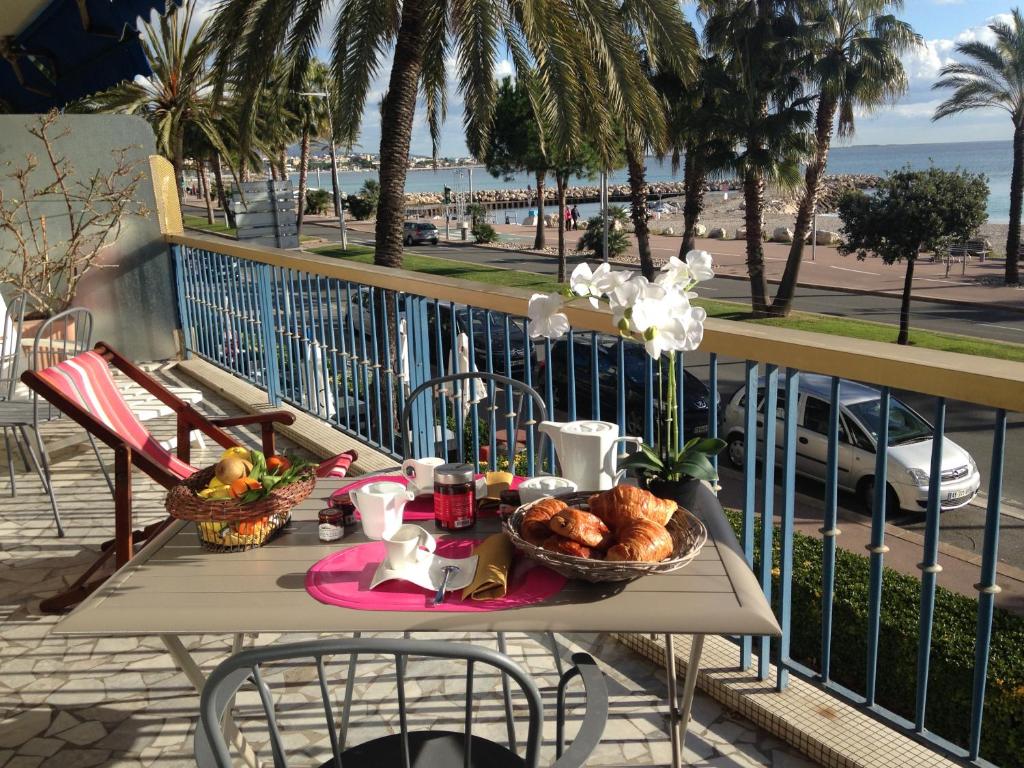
[722, 374, 980, 513]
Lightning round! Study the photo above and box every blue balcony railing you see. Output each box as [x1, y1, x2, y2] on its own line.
[168, 232, 1024, 768]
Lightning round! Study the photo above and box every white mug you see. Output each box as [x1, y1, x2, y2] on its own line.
[383, 524, 436, 569]
[351, 481, 415, 540]
[401, 457, 445, 495]
[517, 476, 578, 505]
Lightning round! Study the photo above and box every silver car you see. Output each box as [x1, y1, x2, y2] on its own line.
[722, 374, 980, 512]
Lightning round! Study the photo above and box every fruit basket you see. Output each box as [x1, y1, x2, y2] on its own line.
[165, 450, 316, 552]
[503, 492, 707, 582]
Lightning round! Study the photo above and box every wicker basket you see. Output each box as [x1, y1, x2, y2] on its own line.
[166, 465, 316, 552]
[503, 492, 707, 583]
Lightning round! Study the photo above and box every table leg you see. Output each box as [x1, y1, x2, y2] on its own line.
[161, 634, 261, 768]
[663, 633, 705, 768]
[663, 634, 680, 768]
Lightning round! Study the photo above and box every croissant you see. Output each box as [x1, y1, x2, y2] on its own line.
[606, 520, 674, 562]
[587, 486, 677, 531]
[521, 498, 567, 545]
[542, 535, 594, 559]
[548, 508, 612, 549]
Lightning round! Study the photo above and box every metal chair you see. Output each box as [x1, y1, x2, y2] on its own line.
[400, 372, 560, 753]
[401, 371, 549, 475]
[0, 293, 31, 491]
[0, 307, 111, 527]
[194, 637, 608, 768]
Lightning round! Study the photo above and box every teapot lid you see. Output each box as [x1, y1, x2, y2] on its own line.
[563, 420, 618, 435]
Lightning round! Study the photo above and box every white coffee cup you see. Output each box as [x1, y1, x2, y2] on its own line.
[351, 481, 415, 540]
[401, 457, 445, 495]
[383, 524, 437, 569]
[517, 476, 578, 505]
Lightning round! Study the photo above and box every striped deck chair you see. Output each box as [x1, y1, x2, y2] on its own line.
[19, 342, 326, 612]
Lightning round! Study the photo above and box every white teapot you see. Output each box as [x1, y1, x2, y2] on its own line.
[538, 420, 641, 490]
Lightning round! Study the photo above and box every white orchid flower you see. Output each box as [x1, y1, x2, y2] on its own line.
[593, 266, 631, 296]
[656, 256, 693, 289]
[685, 249, 715, 282]
[527, 293, 570, 340]
[569, 262, 610, 308]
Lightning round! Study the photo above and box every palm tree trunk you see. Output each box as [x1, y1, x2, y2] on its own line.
[680, 144, 705, 257]
[534, 171, 546, 250]
[296, 128, 310, 236]
[744, 167, 769, 315]
[198, 158, 214, 224]
[897, 254, 917, 345]
[771, 95, 838, 316]
[1006, 124, 1024, 285]
[556, 172, 568, 282]
[374, 0, 425, 267]
[172, 129, 186, 207]
[627, 143, 654, 280]
[278, 148, 288, 183]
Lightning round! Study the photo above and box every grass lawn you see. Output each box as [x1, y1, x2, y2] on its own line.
[184, 215, 236, 237]
[314, 244, 562, 292]
[185, 215, 319, 243]
[312, 244, 1024, 363]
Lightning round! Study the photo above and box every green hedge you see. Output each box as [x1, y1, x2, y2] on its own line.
[722, 510, 1024, 767]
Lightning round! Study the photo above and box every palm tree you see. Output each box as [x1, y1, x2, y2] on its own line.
[291, 61, 334, 237]
[702, 0, 814, 314]
[934, 9, 1024, 286]
[620, 12, 698, 280]
[80, 0, 230, 204]
[769, 0, 919, 316]
[206, 0, 693, 268]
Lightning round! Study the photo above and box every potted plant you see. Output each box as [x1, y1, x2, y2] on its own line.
[527, 251, 725, 502]
[0, 111, 149, 342]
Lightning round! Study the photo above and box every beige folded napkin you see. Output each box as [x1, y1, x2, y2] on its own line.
[461, 533, 515, 601]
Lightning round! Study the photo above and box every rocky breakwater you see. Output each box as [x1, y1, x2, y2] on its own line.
[403, 173, 879, 209]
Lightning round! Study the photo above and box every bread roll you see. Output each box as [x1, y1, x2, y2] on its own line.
[548, 508, 612, 548]
[541, 535, 594, 559]
[587, 486, 677, 531]
[606, 520, 674, 562]
[520, 498, 567, 545]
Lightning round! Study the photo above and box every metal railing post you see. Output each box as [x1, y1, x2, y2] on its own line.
[776, 368, 799, 690]
[170, 244, 192, 358]
[969, 409, 1007, 760]
[255, 262, 282, 406]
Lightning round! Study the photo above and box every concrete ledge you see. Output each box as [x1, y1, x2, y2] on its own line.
[173, 357, 396, 475]
[614, 633, 963, 768]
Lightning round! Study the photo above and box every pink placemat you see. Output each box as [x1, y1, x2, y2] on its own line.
[305, 538, 566, 612]
[330, 475, 525, 521]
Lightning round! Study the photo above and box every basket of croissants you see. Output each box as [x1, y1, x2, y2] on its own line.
[503, 485, 707, 582]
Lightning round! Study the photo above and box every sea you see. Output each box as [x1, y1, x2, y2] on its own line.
[293, 139, 1015, 223]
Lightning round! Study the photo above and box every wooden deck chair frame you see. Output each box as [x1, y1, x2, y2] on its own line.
[20, 341, 296, 612]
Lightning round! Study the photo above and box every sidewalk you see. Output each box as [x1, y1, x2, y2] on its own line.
[484, 220, 1024, 312]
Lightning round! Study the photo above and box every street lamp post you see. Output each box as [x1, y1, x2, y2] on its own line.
[298, 91, 348, 251]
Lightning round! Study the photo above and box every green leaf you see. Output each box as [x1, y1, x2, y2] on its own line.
[620, 453, 665, 474]
[685, 437, 727, 456]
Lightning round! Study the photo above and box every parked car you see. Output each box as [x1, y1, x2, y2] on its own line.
[434, 305, 532, 380]
[543, 335, 720, 439]
[403, 221, 439, 245]
[722, 374, 980, 512]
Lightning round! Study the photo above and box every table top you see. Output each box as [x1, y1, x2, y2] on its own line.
[56, 480, 781, 638]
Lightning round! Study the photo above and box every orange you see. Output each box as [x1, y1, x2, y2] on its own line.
[267, 456, 291, 474]
[230, 477, 262, 498]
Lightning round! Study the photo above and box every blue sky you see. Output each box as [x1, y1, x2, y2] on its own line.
[192, 1, 1019, 156]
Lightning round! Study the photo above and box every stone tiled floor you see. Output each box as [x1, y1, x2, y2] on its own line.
[0, 364, 819, 767]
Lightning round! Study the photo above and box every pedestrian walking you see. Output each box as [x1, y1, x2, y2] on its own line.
[564, 206, 572, 227]
[571, 204, 580, 230]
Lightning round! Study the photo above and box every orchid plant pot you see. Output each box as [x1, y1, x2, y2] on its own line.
[642, 476, 699, 506]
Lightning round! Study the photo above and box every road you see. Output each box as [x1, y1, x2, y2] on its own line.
[299, 220, 1024, 569]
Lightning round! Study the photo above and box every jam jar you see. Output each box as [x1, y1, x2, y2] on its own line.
[318, 508, 345, 542]
[433, 463, 476, 531]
